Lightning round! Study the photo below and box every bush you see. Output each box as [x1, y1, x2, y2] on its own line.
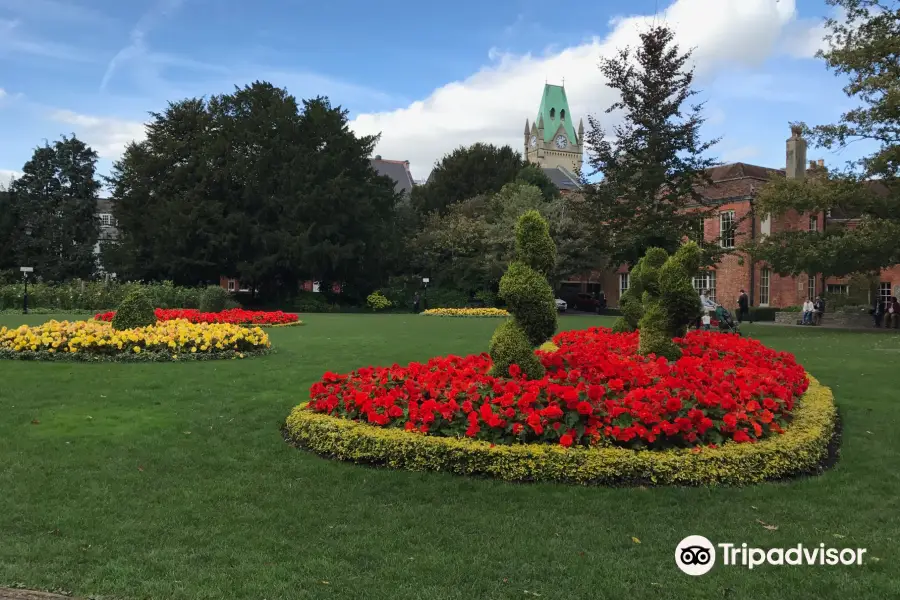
[749, 307, 778, 321]
[199, 285, 230, 312]
[289, 291, 333, 313]
[0, 280, 204, 311]
[489, 210, 557, 378]
[111, 289, 156, 330]
[284, 375, 837, 486]
[366, 291, 393, 311]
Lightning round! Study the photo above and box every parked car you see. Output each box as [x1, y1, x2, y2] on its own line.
[572, 292, 607, 313]
[555, 298, 568, 312]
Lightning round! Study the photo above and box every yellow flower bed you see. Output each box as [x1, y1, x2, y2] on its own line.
[421, 307, 511, 317]
[0, 319, 270, 362]
[284, 375, 837, 486]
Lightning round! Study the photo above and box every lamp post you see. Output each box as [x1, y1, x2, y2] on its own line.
[20, 266, 33, 314]
[422, 277, 430, 311]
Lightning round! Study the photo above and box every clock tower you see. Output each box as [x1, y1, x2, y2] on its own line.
[524, 83, 583, 175]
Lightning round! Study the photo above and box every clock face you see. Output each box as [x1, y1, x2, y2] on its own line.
[530, 135, 537, 148]
[555, 134, 567, 149]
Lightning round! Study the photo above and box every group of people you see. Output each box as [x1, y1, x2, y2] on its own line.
[801, 296, 826, 326]
[872, 295, 900, 328]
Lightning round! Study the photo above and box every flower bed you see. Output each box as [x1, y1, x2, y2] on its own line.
[305, 328, 807, 448]
[95, 308, 301, 327]
[285, 327, 836, 484]
[421, 308, 510, 318]
[0, 319, 270, 362]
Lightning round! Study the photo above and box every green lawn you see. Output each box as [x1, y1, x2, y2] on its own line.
[1, 314, 898, 600]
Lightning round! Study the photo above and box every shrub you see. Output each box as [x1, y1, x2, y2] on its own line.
[366, 291, 393, 311]
[111, 289, 156, 330]
[0, 280, 205, 312]
[290, 292, 333, 313]
[421, 308, 510, 317]
[285, 374, 836, 486]
[489, 210, 557, 378]
[199, 285, 230, 312]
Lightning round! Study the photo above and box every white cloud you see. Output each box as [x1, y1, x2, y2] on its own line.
[49, 110, 147, 158]
[0, 169, 23, 184]
[350, 0, 819, 179]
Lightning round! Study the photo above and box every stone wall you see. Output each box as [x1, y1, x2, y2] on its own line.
[775, 311, 877, 328]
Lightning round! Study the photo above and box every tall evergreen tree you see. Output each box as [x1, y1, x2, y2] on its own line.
[581, 25, 720, 268]
[9, 136, 100, 280]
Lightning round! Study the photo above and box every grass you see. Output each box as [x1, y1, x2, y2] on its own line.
[1, 313, 898, 600]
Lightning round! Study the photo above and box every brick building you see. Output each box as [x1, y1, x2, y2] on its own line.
[566, 125, 900, 310]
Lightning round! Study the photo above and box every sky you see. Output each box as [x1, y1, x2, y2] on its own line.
[0, 0, 865, 187]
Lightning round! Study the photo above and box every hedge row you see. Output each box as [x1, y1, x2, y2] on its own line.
[283, 375, 837, 486]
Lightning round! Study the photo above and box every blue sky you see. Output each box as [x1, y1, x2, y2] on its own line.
[0, 0, 867, 184]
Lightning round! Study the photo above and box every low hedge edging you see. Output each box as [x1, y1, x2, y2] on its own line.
[283, 375, 837, 486]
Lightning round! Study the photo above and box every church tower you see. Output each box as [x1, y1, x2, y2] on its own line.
[524, 83, 583, 176]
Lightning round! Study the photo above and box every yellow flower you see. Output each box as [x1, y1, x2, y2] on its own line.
[133, 346, 141, 353]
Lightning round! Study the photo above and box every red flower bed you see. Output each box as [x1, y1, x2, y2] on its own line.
[95, 308, 299, 326]
[308, 328, 808, 449]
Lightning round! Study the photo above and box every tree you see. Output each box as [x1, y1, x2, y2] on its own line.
[106, 82, 399, 299]
[745, 0, 900, 277]
[0, 186, 19, 271]
[9, 136, 101, 281]
[516, 163, 561, 201]
[580, 25, 721, 268]
[411, 143, 525, 214]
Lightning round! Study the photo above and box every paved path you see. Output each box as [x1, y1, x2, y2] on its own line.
[0, 589, 78, 600]
[747, 321, 900, 333]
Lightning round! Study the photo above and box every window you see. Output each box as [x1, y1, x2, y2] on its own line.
[693, 270, 717, 303]
[760, 268, 770, 306]
[807, 275, 816, 301]
[879, 282, 892, 305]
[827, 284, 849, 295]
[619, 272, 630, 297]
[227, 279, 236, 292]
[550, 108, 556, 119]
[695, 217, 705, 242]
[719, 210, 735, 248]
[808, 214, 818, 232]
[760, 213, 771, 236]
[560, 109, 566, 121]
[99, 213, 113, 227]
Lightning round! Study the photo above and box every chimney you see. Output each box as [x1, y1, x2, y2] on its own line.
[375, 155, 382, 160]
[786, 124, 807, 180]
[817, 159, 824, 167]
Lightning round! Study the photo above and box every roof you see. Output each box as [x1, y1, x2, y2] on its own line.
[370, 157, 415, 196]
[96, 198, 115, 214]
[535, 84, 577, 145]
[696, 162, 782, 202]
[542, 166, 580, 191]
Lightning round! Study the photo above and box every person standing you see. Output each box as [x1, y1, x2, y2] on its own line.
[413, 292, 421, 314]
[872, 295, 884, 327]
[737, 289, 751, 323]
[887, 296, 899, 329]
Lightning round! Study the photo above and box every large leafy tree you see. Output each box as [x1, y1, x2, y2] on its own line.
[8, 136, 101, 281]
[411, 182, 599, 291]
[580, 25, 721, 268]
[0, 185, 19, 272]
[410, 143, 526, 214]
[106, 82, 398, 298]
[746, 0, 900, 277]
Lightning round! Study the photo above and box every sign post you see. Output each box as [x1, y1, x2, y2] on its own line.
[20, 267, 33, 314]
[422, 277, 430, 311]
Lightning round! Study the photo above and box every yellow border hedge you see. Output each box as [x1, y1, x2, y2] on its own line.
[284, 375, 837, 486]
[421, 308, 511, 317]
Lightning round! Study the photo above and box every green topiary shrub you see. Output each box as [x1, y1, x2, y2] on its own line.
[489, 210, 558, 378]
[617, 242, 703, 360]
[366, 290, 393, 311]
[111, 288, 156, 330]
[199, 285, 230, 313]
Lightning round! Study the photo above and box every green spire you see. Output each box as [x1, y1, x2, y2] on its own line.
[535, 84, 577, 145]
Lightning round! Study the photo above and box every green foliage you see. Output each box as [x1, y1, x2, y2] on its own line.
[620, 243, 703, 359]
[514, 210, 556, 275]
[579, 25, 722, 268]
[0, 280, 204, 311]
[105, 83, 398, 300]
[489, 211, 559, 379]
[515, 163, 560, 200]
[7, 136, 101, 281]
[199, 285, 230, 312]
[410, 143, 524, 214]
[111, 288, 156, 330]
[366, 291, 393, 311]
[488, 320, 544, 379]
[289, 292, 334, 313]
[744, 1, 900, 277]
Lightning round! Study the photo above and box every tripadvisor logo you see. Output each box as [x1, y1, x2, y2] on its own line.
[675, 536, 868, 575]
